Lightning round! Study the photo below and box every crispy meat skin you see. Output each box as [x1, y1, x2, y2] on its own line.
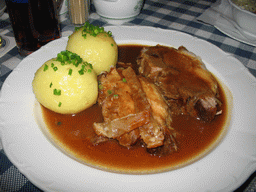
[137, 45, 220, 121]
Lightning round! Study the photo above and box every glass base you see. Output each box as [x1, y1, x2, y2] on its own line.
[18, 48, 34, 57]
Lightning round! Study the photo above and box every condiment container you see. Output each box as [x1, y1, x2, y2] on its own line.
[68, 0, 90, 25]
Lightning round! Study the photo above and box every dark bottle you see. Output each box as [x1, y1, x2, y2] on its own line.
[5, 0, 61, 56]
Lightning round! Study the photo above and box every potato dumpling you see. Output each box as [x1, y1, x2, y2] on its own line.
[32, 51, 98, 114]
[66, 22, 118, 75]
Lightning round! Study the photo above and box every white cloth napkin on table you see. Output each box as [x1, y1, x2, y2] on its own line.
[197, 0, 232, 26]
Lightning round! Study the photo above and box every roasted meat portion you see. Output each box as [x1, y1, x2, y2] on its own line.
[93, 67, 178, 155]
[93, 67, 149, 147]
[92, 44, 222, 156]
[137, 45, 221, 121]
[139, 77, 178, 154]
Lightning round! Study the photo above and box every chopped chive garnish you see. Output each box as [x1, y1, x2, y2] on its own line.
[78, 69, 84, 75]
[107, 90, 112, 95]
[50, 82, 53, 88]
[122, 78, 127, 83]
[43, 64, 48, 71]
[54, 50, 94, 75]
[88, 63, 93, 69]
[76, 22, 112, 39]
[113, 94, 119, 98]
[54, 89, 61, 96]
[58, 102, 62, 107]
[107, 31, 112, 36]
[98, 84, 103, 90]
[68, 69, 72, 76]
[56, 50, 83, 67]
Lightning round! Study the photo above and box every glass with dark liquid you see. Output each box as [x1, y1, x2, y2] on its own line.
[5, 0, 61, 56]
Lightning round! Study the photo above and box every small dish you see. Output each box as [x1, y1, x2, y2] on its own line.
[228, 0, 256, 35]
[93, 0, 144, 24]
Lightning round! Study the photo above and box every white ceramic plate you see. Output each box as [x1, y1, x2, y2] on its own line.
[0, 26, 256, 192]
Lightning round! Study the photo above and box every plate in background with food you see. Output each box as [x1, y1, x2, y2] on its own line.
[214, 0, 256, 46]
[0, 25, 256, 192]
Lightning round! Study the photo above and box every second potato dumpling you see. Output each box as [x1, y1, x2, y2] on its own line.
[66, 22, 118, 75]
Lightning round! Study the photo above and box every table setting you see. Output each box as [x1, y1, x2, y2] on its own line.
[1, 0, 256, 191]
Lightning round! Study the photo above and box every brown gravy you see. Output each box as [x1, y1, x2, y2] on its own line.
[41, 45, 228, 173]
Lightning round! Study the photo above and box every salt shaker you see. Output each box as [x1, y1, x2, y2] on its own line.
[68, 0, 90, 25]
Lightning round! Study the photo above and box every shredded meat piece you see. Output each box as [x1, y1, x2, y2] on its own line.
[116, 61, 133, 69]
[147, 128, 179, 157]
[91, 135, 109, 145]
[93, 111, 150, 139]
[118, 129, 141, 148]
[122, 67, 151, 113]
[93, 67, 151, 147]
[139, 118, 165, 148]
[139, 77, 172, 128]
[139, 76, 174, 149]
[121, 67, 165, 148]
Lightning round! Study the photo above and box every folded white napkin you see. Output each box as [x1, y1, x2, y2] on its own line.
[197, 0, 233, 27]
